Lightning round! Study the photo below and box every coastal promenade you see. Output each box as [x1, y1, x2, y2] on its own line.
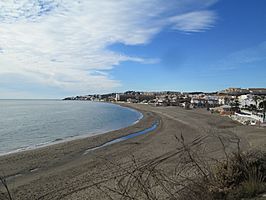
[1, 103, 266, 199]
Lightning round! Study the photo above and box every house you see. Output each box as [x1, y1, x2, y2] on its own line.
[238, 94, 256, 108]
[234, 110, 265, 125]
[210, 105, 234, 115]
[205, 96, 219, 107]
[190, 98, 206, 108]
[115, 93, 120, 101]
[155, 98, 169, 106]
[181, 102, 192, 109]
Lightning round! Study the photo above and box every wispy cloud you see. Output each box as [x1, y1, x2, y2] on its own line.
[169, 11, 217, 32]
[214, 41, 266, 70]
[0, 0, 218, 94]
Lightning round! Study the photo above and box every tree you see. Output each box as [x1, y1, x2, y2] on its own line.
[230, 98, 240, 112]
[248, 104, 257, 111]
[258, 96, 266, 122]
[252, 95, 260, 110]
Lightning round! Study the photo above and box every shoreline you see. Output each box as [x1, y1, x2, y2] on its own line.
[0, 102, 143, 157]
[0, 103, 159, 179]
[1, 103, 265, 200]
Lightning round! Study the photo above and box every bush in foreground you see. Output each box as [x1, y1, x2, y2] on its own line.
[1, 134, 265, 200]
[95, 134, 266, 200]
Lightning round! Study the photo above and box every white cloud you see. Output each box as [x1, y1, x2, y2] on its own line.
[0, 0, 218, 94]
[169, 11, 217, 32]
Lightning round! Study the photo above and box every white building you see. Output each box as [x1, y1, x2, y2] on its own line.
[115, 93, 120, 101]
[234, 110, 265, 125]
[238, 94, 256, 108]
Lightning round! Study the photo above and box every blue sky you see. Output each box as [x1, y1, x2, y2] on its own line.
[0, 0, 265, 98]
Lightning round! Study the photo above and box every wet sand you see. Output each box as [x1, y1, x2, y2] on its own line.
[0, 103, 265, 200]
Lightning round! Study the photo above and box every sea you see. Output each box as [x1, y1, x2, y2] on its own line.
[0, 100, 142, 155]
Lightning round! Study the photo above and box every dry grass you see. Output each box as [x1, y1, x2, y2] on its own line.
[0, 176, 13, 200]
[1, 133, 265, 200]
[93, 134, 266, 200]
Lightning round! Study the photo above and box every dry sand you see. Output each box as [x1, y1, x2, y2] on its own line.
[0, 103, 265, 200]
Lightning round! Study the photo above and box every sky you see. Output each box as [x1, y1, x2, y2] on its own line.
[0, 0, 265, 98]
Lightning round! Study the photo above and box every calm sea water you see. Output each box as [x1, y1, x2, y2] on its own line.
[0, 100, 142, 154]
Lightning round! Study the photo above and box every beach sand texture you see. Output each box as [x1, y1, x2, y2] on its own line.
[0, 103, 266, 199]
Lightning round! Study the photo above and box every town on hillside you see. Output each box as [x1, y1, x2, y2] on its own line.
[63, 88, 266, 126]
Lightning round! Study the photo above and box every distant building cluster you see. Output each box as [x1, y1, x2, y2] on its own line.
[63, 88, 266, 126]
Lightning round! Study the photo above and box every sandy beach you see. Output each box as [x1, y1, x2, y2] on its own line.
[1, 103, 266, 200]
